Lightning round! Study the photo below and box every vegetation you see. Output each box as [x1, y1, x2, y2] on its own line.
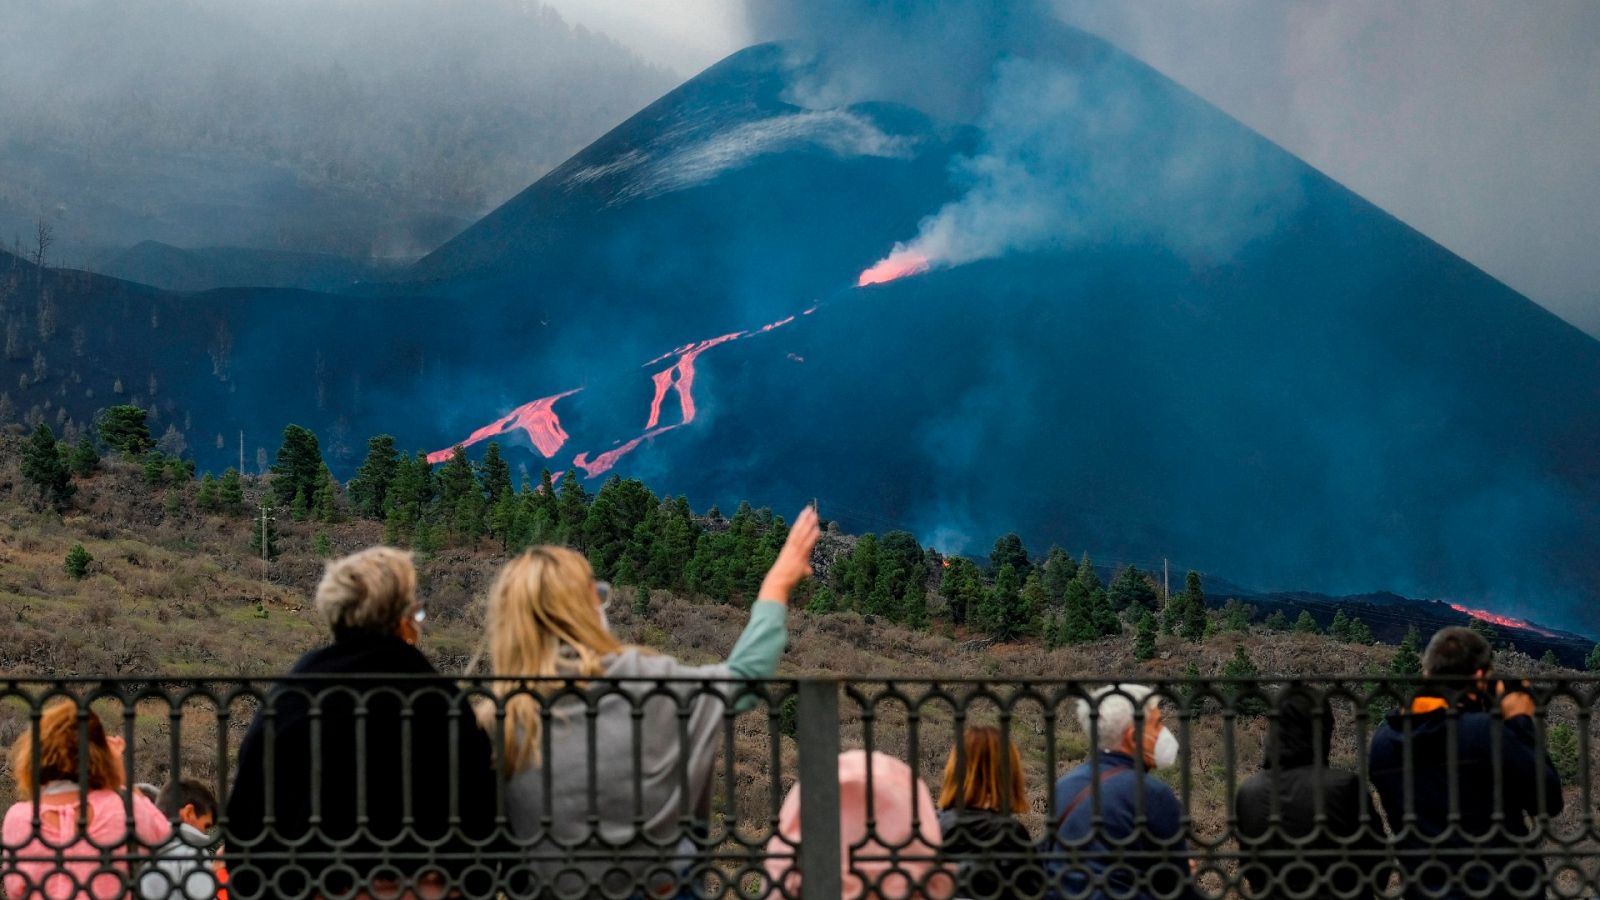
[63, 543, 91, 579]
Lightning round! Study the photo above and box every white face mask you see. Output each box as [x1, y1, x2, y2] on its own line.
[1152, 727, 1180, 769]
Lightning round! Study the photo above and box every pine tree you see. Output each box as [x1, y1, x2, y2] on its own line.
[348, 435, 399, 519]
[989, 533, 1031, 579]
[645, 497, 697, 591]
[313, 532, 333, 557]
[808, 584, 838, 615]
[196, 473, 220, 511]
[478, 442, 513, 507]
[290, 487, 310, 522]
[64, 544, 91, 579]
[21, 422, 73, 507]
[1330, 610, 1354, 642]
[219, 468, 245, 515]
[1220, 599, 1252, 633]
[939, 557, 982, 626]
[1108, 566, 1159, 614]
[976, 564, 1023, 639]
[1179, 572, 1207, 642]
[68, 436, 98, 477]
[1018, 572, 1046, 636]
[1039, 547, 1077, 610]
[1346, 616, 1374, 645]
[1547, 723, 1580, 783]
[95, 405, 153, 456]
[1091, 587, 1121, 637]
[1539, 649, 1560, 667]
[1293, 610, 1320, 634]
[1221, 646, 1266, 716]
[1390, 626, 1423, 676]
[313, 465, 342, 523]
[143, 451, 168, 485]
[845, 534, 880, 611]
[1263, 609, 1290, 631]
[1586, 643, 1600, 672]
[1134, 610, 1158, 661]
[1059, 561, 1100, 645]
[270, 425, 323, 509]
[555, 470, 590, 546]
[900, 573, 928, 628]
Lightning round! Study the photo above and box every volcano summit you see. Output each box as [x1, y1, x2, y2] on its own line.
[15, 29, 1600, 632]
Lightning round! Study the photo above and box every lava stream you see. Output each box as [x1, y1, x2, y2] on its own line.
[426, 388, 580, 463]
[857, 249, 930, 286]
[573, 426, 678, 478]
[1447, 602, 1558, 638]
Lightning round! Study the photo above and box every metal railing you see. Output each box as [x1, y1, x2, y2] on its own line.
[0, 674, 1594, 898]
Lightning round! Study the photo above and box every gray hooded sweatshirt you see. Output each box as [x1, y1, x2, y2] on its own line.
[505, 600, 786, 898]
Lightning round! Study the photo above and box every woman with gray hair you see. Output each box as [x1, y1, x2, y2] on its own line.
[1043, 684, 1197, 900]
[227, 547, 501, 898]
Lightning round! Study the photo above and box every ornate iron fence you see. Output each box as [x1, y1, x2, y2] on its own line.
[0, 674, 1594, 898]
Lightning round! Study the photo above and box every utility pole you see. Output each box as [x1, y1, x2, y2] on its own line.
[257, 502, 274, 581]
[1163, 558, 1170, 607]
[238, 429, 244, 475]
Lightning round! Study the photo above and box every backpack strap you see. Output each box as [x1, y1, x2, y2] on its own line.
[1054, 765, 1134, 833]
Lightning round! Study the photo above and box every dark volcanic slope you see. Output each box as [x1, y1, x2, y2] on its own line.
[11, 36, 1600, 631]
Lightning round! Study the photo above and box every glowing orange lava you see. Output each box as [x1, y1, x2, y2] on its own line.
[1447, 602, 1557, 638]
[573, 426, 677, 478]
[857, 250, 930, 287]
[427, 387, 581, 463]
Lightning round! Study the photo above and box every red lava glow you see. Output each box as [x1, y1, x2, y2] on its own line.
[437, 311, 807, 479]
[857, 250, 930, 287]
[1447, 603, 1558, 638]
[427, 388, 581, 463]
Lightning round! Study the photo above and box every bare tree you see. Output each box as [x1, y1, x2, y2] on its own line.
[31, 219, 53, 270]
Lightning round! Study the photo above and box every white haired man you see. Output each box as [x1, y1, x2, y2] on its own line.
[1044, 684, 1197, 900]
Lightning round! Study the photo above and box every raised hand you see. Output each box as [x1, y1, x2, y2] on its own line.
[759, 505, 821, 604]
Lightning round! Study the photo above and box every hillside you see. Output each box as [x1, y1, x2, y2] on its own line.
[0, 437, 1595, 892]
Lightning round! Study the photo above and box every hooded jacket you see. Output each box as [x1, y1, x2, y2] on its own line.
[1234, 693, 1379, 898]
[225, 633, 501, 898]
[1367, 695, 1564, 900]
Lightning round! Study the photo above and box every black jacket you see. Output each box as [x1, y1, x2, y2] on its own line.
[1235, 694, 1380, 898]
[225, 634, 501, 898]
[938, 807, 1044, 899]
[1368, 696, 1564, 900]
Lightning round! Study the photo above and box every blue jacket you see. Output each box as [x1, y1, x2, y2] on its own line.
[1043, 752, 1197, 900]
[1368, 698, 1564, 900]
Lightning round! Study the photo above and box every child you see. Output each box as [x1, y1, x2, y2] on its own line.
[137, 779, 220, 899]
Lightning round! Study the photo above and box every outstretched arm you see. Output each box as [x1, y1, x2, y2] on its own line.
[726, 505, 820, 681]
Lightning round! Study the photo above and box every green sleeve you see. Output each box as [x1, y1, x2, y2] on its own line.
[726, 600, 788, 680]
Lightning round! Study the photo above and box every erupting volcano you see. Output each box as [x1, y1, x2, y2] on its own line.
[857, 249, 930, 286]
[426, 388, 581, 463]
[1448, 603, 1561, 639]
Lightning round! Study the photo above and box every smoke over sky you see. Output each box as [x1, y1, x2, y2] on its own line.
[559, 0, 1600, 337]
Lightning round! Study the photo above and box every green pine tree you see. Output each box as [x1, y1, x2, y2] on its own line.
[64, 544, 91, 579]
[313, 531, 333, 557]
[1293, 610, 1320, 634]
[939, 557, 982, 626]
[68, 436, 99, 477]
[1221, 600, 1253, 633]
[1180, 571, 1207, 642]
[1221, 645, 1266, 716]
[989, 533, 1031, 579]
[1390, 626, 1423, 676]
[976, 564, 1023, 639]
[478, 442, 513, 507]
[1263, 609, 1290, 631]
[270, 424, 323, 509]
[1330, 609, 1353, 642]
[1547, 723, 1580, 782]
[348, 434, 399, 519]
[1346, 616, 1375, 645]
[95, 405, 153, 456]
[196, 473, 220, 511]
[1585, 643, 1600, 672]
[1019, 571, 1047, 636]
[1539, 649, 1560, 668]
[21, 422, 74, 508]
[1134, 610, 1158, 661]
[313, 465, 342, 523]
[1039, 547, 1077, 610]
[555, 470, 590, 546]
[1108, 566, 1159, 613]
[808, 584, 839, 615]
[219, 468, 245, 516]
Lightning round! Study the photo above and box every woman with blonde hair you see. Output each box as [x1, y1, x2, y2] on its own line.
[479, 504, 820, 899]
[937, 725, 1043, 898]
[3, 700, 172, 898]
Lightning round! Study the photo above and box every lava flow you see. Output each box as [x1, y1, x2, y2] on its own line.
[1447, 602, 1559, 638]
[857, 249, 930, 286]
[426, 387, 580, 463]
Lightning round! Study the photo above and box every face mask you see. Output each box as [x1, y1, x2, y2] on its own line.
[1152, 727, 1180, 769]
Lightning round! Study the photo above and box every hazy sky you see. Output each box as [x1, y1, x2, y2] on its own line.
[549, 0, 1600, 337]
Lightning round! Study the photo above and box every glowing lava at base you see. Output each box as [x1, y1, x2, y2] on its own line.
[857, 249, 930, 287]
[1447, 602, 1559, 638]
[427, 388, 581, 463]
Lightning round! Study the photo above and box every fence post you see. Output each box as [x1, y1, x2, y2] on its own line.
[796, 678, 841, 900]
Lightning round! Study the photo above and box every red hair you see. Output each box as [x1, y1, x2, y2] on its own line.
[8, 700, 123, 800]
[939, 725, 1027, 814]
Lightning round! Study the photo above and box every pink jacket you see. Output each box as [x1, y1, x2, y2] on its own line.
[766, 750, 952, 899]
[3, 789, 171, 898]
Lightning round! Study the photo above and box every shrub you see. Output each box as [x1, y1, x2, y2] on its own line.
[64, 544, 91, 579]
